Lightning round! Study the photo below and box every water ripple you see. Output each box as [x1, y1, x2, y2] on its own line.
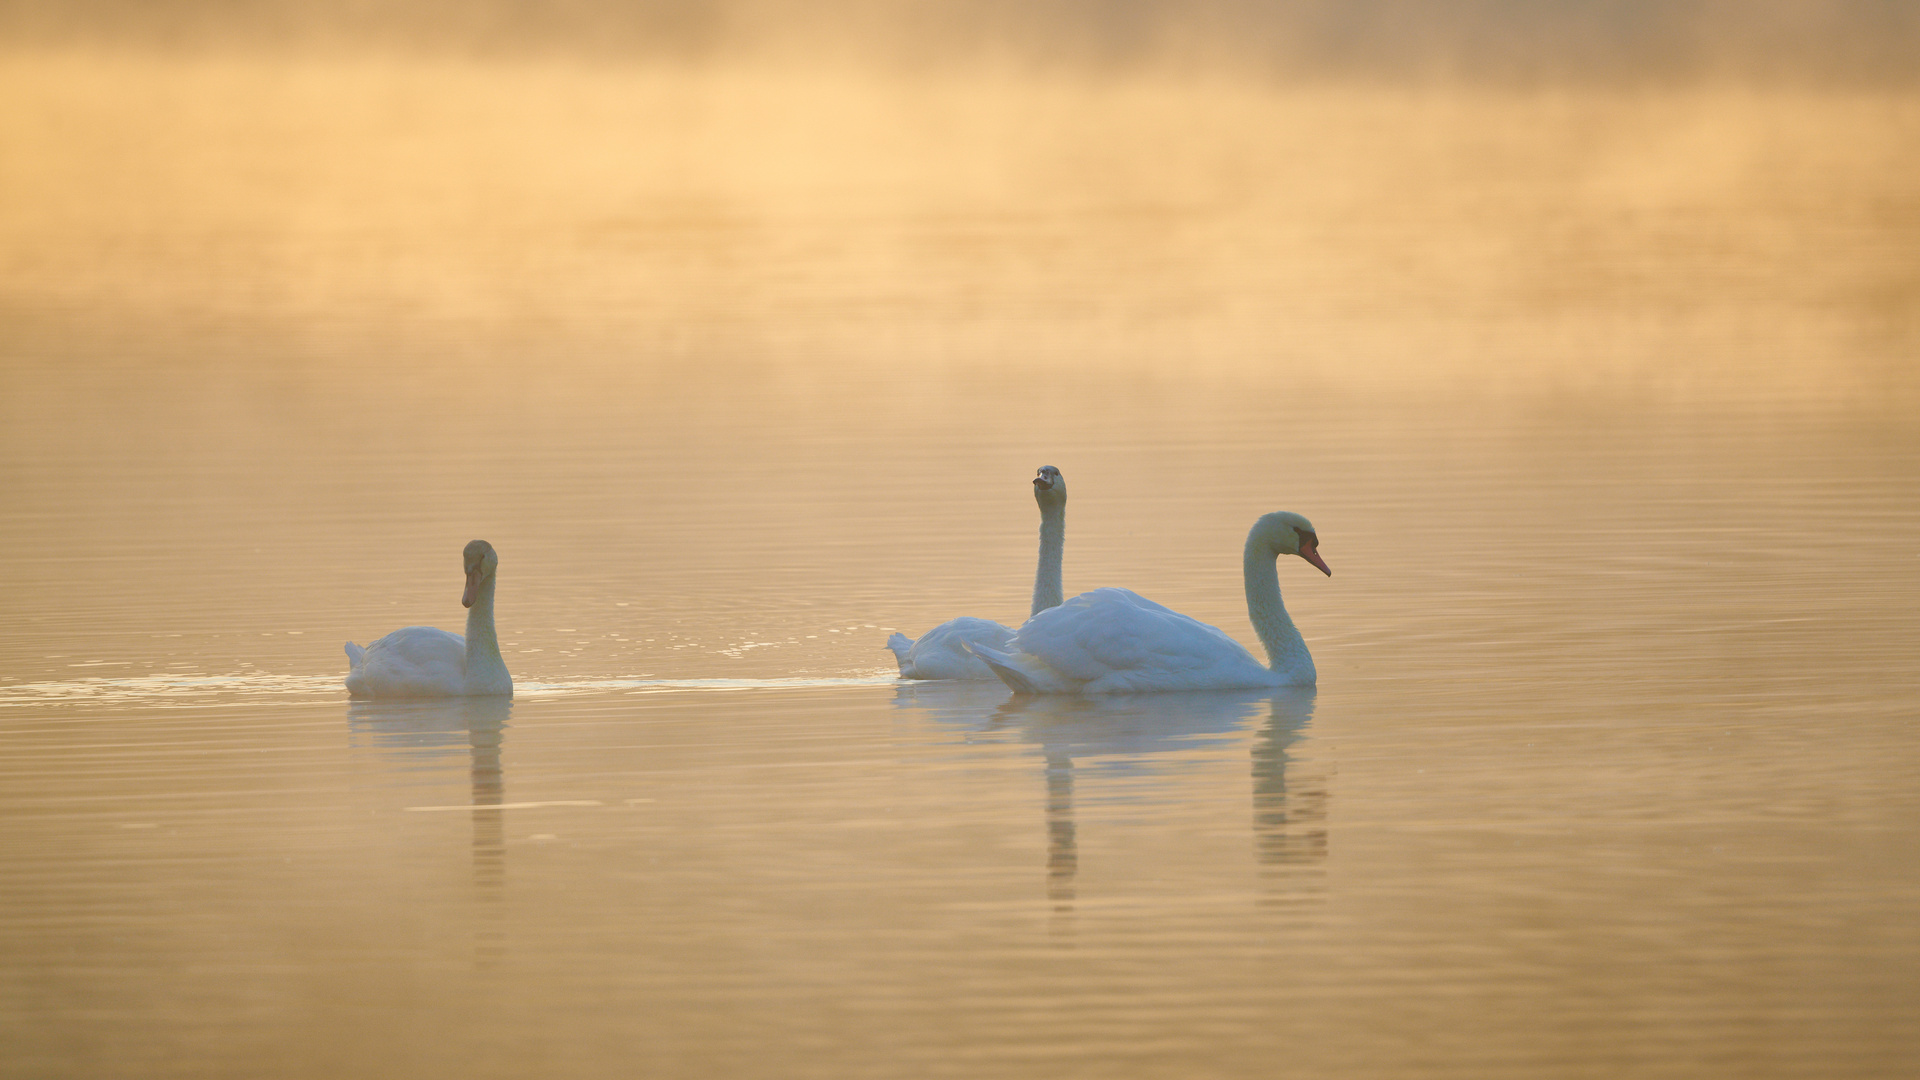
[0, 672, 902, 708]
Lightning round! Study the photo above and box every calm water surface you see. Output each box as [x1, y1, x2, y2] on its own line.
[2, 54, 1919, 1079]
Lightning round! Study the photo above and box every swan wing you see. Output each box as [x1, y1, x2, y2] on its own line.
[344, 626, 468, 698]
[966, 640, 1047, 694]
[893, 617, 1014, 680]
[1004, 588, 1274, 693]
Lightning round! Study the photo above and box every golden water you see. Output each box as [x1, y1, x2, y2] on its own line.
[2, 51, 1918, 1079]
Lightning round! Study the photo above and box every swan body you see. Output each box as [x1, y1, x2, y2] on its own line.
[886, 617, 1014, 680]
[889, 466, 1067, 680]
[970, 511, 1329, 694]
[345, 540, 512, 698]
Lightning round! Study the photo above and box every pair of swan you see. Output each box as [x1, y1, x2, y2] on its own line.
[344, 470, 1329, 698]
[890, 467, 1330, 693]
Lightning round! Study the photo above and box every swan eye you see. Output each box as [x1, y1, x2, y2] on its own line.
[1297, 529, 1317, 548]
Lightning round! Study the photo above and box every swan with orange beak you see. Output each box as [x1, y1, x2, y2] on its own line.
[971, 511, 1330, 693]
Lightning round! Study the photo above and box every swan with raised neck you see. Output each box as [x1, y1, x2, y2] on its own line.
[1242, 511, 1329, 683]
[1030, 464, 1067, 616]
[344, 540, 513, 698]
[457, 540, 512, 694]
[970, 511, 1330, 694]
[887, 466, 1069, 680]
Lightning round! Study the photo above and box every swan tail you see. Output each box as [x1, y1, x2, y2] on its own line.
[885, 633, 915, 676]
[966, 642, 1041, 695]
[345, 642, 366, 669]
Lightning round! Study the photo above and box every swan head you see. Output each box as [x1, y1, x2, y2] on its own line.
[461, 540, 499, 608]
[1251, 512, 1331, 576]
[1032, 465, 1066, 508]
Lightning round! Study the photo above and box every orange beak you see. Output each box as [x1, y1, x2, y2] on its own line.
[462, 568, 479, 608]
[1299, 541, 1331, 576]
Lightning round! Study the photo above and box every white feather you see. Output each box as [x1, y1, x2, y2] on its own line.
[972, 511, 1328, 694]
[345, 540, 512, 699]
[891, 466, 1068, 680]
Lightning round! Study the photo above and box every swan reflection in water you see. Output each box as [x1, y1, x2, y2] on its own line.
[347, 697, 512, 957]
[893, 683, 1325, 919]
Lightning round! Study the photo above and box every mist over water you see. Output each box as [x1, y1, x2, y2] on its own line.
[7, 0, 1920, 83]
[3, 7, 1919, 1079]
[3, 51, 1915, 405]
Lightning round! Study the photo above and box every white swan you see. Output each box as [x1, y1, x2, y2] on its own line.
[345, 540, 512, 698]
[970, 511, 1330, 694]
[887, 466, 1068, 680]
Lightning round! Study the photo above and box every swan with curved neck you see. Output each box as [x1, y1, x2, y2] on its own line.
[345, 540, 513, 698]
[970, 511, 1329, 694]
[888, 466, 1068, 680]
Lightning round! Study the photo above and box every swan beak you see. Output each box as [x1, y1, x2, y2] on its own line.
[462, 570, 480, 608]
[1299, 542, 1332, 576]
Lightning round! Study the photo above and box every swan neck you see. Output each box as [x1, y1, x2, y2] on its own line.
[1244, 540, 1312, 680]
[1031, 500, 1066, 617]
[464, 573, 509, 684]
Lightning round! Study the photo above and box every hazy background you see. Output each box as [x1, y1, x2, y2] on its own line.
[4, 0, 1920, 83]
[3, 1, 1917, 409]
[2, 0, 1914, 723]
